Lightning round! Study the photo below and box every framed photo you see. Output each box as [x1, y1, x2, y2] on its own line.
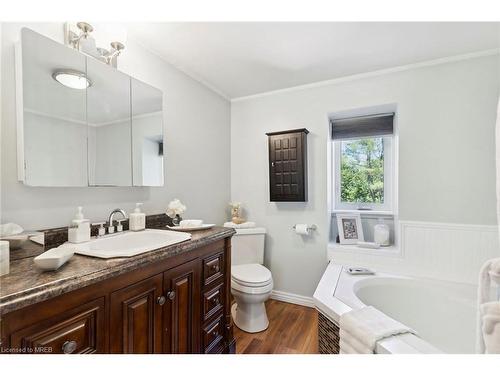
[336, 213, 364, 244]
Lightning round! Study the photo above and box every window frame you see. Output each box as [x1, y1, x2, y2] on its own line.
[333, 135, 394, 213]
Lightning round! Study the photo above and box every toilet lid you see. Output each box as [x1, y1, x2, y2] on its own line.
[231, 264, 272, 286]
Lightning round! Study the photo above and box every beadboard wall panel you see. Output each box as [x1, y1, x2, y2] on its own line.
[329, 221, 499, 285]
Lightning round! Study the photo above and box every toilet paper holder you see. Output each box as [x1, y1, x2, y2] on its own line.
[292, 224, 317, 231]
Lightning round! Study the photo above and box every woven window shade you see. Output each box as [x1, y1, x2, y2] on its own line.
[331, 113, 394, 140]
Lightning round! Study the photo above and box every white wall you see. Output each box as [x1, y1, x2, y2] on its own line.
[1, 23, 231, 229]
[231, 54, 500, 297]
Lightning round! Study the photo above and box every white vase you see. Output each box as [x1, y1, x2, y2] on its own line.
[374, 221, 390, 246]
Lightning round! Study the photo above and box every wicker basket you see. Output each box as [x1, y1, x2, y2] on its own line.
[318, 311, 340, 354]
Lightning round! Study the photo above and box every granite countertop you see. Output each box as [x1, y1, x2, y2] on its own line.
[0, 226, 235, 315]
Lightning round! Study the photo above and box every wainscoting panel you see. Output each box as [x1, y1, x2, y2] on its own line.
[329, 221, 499, 285]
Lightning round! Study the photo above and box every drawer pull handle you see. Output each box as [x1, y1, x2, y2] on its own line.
[167, 291, 176, 300]
[157, 296, 166, 305]
[62, 340, 77, 354]
[212, 297, 219, 305]
[211, 264, 219, 272]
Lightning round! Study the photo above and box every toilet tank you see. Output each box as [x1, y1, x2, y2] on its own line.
[231, 228, 266, 266]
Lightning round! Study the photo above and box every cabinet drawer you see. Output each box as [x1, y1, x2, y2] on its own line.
[10, 297, 105, 354]
[202, 314, 224, 353]
[202, 283, 223, 322]
[202, 252, 224, 286]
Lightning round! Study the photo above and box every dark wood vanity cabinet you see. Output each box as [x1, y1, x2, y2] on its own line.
[266, 128, 309, 202]
[1, 238, 235, 354]
[110, 260, 201, 354]
[10, 297, 106, 354]
[163, 259, 201, 354]
[110, 274, 164, 353]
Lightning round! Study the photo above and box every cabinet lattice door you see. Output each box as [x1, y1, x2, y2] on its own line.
[266, 128, 308, 202]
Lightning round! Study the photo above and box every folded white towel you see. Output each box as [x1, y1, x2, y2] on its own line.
[480, 301, 500, 354]
[179, 219, 203, 228]
[0, 222, 24, 237]
[339, 306, 416, 354]
[476, 257, 500, 353]
[339, 332, 373, 354]
[490, 260, 500, 285]
[478, 258, 500, 305]
[339, 338, 371, 354]
[223, 221, 256, 229]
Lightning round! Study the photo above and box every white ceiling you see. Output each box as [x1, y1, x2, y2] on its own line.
[127, 22, 500, 99]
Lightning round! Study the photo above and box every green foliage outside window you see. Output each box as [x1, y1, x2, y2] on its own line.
[340, 137, 384, 203]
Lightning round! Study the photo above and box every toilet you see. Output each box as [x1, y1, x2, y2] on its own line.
[230, 227, 273, 333]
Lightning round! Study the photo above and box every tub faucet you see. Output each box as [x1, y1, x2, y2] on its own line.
[108, 208, 127, 234]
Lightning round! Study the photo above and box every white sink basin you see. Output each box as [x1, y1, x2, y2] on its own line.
[69, 229, 192, 259]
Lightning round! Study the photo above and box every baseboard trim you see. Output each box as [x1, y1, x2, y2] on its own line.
[270, 290, 315, 308]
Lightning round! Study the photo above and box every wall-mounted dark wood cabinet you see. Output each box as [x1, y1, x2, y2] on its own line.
[266, 128, 309, 202]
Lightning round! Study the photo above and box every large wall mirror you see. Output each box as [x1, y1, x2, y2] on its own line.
[87, 58, 132, 186]
[16, 28, 164, 187]
[131, 78, 164, 187]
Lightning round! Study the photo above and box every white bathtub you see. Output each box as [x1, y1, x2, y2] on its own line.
[313, 263, 477, 354]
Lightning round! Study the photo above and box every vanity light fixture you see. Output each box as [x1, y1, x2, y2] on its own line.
[68, 21, 94, 49]
[97, 41, 126, 66]
[52, 69, 92, 90]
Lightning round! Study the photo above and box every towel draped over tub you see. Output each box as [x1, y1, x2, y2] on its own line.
[339, 306, 416, 354]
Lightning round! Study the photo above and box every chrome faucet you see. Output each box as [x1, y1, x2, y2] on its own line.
[108, 208, 127, 234]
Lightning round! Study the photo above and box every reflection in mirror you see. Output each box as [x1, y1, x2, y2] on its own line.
[131, 78, 164, 186]
[87, 58, 132, 186]
[20, 28, 87, 186]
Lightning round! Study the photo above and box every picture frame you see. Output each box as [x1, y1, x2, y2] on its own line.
[336, 213, 364, 244]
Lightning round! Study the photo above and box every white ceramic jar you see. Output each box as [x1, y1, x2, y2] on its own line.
[0, 240, 9, 276]
[374, 220, 390, 246]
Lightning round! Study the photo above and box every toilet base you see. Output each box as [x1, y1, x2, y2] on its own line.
[231, 301, 269, 333]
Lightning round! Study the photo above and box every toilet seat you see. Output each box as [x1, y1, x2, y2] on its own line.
[232, 264, 272, 286]
[231, 264, 273, 294]
[231, 279, 273, 294]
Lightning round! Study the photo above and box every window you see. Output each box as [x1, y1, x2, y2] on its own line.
[331, 113, 395, 212]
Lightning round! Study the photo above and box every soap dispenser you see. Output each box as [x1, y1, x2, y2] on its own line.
[129, 203, 146, 231]
[68, 206, 91, 243]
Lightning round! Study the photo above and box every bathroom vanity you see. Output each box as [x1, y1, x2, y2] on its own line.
[0, 226, 236, 354]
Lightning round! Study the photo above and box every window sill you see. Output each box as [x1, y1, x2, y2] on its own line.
[332, 209, 394, 216]
[328, 242, 401, 257]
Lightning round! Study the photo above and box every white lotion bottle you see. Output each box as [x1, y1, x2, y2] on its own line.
[68, 206, 91, 243]
[129, 203, 146, 231]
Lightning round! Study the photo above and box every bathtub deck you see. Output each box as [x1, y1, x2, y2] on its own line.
[233, 299, 318, 354]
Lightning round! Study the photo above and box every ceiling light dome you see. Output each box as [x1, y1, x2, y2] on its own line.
[52, 69, 91, 90]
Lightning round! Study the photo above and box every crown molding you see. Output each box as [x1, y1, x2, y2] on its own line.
[127, 36, 231, 101]
[232, 48, 500, 103]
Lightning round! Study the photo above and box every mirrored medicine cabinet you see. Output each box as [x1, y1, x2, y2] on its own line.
[16, 28, 164, 187]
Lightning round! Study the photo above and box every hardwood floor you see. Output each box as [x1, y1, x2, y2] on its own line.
[233, 299, 318, 354]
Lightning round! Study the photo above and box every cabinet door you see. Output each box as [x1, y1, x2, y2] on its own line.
[10, 297, 105, 354]
[267, 129, 308, 202]
[163, 259, 201, 354]
[110, 274, 163, 353]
